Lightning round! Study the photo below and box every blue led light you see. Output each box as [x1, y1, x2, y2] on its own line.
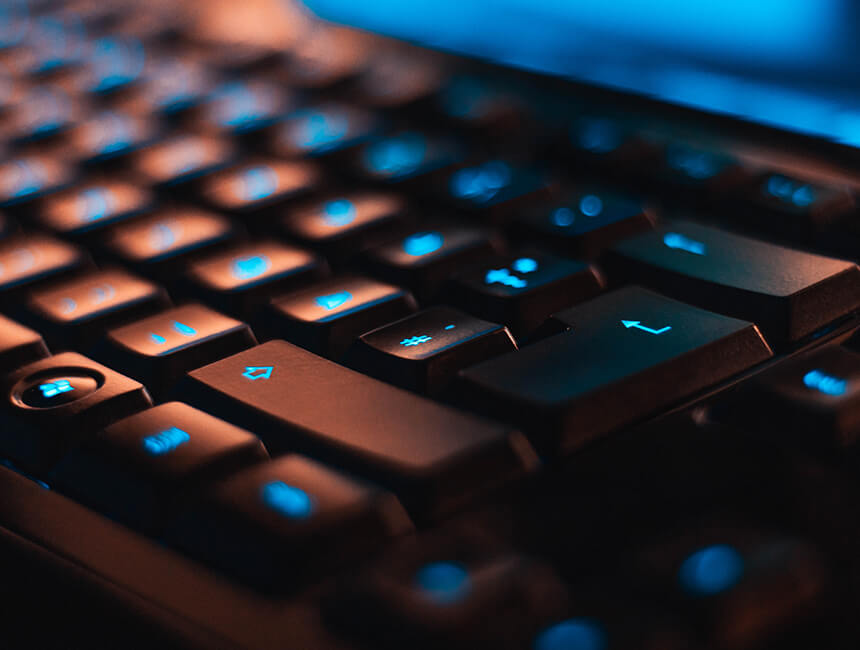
[322, 199, 357, 226]
[485, 268, 528, 289]
[679, 544, 744, 596]
[292, 110, 350, 149]
[88, 37, 145, 93]
[449, 161, 511, 203]
[511, 257, 538, 273]
[534, 618, 608, 650]
[403, 231, 444, 256]
[415, 562, 470, 604]
[579, 195, 604, 217]
[315, 291, 353, 311]
[262, 481, 313, 519]
[242, 366, 273, 380]
[444, 324, 456, 330]
[39, 379, 74, 399]
[142, 426, 190, 456]
[663, 232, 706, 255]
[400, 335, 433, 347]
[441, 77, 489, 118]
[172, 321, 196, 337]
[621, 319, 672, 335]
[551, 207, 576, 227]
[76, 187, 114, 223]
[59, 297, 77, 314]
[765, 175, 817, 208]
[363, 133, 426, 177]
[150, 333, 167, 345]
[238, 166, 279, 202]
[231, 254, 271, 280]
[803, 369, 847, 396]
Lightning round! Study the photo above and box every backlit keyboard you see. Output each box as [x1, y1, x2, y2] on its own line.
[1, 2, 860, 649]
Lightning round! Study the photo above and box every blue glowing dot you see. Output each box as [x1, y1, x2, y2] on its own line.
[149, 222, 179, 251]
[322, 199, 356, 226]
[90, 284, 115, 305]
[172, 321, 196, 337]
[231, 254, 271, 280]
[76, 187, 114, 223]
[551, 207, 576, 227]
[400, 335, 432, 347]
[363, 133, 426, 177]
[293, 110, 349, 149]
[485, 268, 528, 288]
[450, 161, 511, 203]
[403, 231, 444, 257]
[579, 195, 604, 217]
[415, 562, 470, 604]
[512, 257, 539, 273]
[142, 426, 190, 456]
[315, 291, 353, 311]
[577, 118, 620, 154]
[149, 333, 167, 345]
[39, 379, 74, 399]
[534, 619, 608, 650]
[262, 481, 314, 519]
[679, 544, 744, 596]
[663, 232, 707, 255]
[444, 324, 455, 330]
[242, 365, 273, 380]
[791, 185, 816, 207]
[766, 175, 817, 208]
[803, 369, 847, 396]
[238, 166, 279, 202]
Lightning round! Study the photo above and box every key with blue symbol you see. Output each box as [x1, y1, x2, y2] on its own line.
[265, 276, 416, 358]
[196, 79, 292, 135]
[354, 131, 464, 187]
[52, 402, 267, 533]
[129, 133, 237, 190]
[746, 173, 855, 229]
[0, 155, 76, 209]
[166, 454, 411, 590]
[0, 234, 90, 298]
[269, 103, 380, 160]
[565, 114, 659, 176]
[67, 110, 160, 165]
[346, 305, 516, 395]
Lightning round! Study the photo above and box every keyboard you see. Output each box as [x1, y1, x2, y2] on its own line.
[1, 2, 860, 649]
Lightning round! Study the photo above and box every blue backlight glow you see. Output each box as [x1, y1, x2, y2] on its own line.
[450, 161, 511, 203]
[415, 562, 470, 604]
[231, 254, 271, 280]
[485, 267, 528, 289]
[238, 166, 279, 202]
[551, 207, 576, 227]
[322, 199, 356, 226]
[400, 334, 433, 347]
[172, 321, 196, 337]
[39, 379, 74, 399]
[511, 257, 538, 273]
[143, 426, 190, 456]
[262, 481, 314, 519]
[76, 187, 114, 223]
[243, 366, 273, 380]
[403, 231, 444, 256]
[3, 159, 46, 199]
[292, 110, 350, 149]
[663, 232, 706, 255]
[803, 369, 847, 396]
[765, 175, 817, 207]
[363, 133, 426, 177]
[534, 618, 607, 650]
[315, 291, 353, 311]
[578, 195, 604, 217]
[679, 544, 744, 595]
[150, 333, 167, 345]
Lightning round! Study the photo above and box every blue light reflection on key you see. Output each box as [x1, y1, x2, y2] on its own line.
[803, 369, 847, 396]
[663, 232, 706, 255]
[363, 132, 426, 177]
[577, 118, 621, 153]
[76, 187, 114, 223]
[450, 161, 511, 203]
[667, 148, 721, 179]
[39, 379, 74, 399]
[3, 159, 45, 199]
[403, 231, 443, 256]
[150, 333, 167, 345]
[231, 254, 271, 280]
[534, 618, 608, 650]
[679, 544, 744, 596]
[89, 113, 134, 155]
[322, 198, 356, 226]
[485, 268, 527, 288]
[415, 562, 471, 604]
[551, 207, 576, 227]
[511, 257, 538, 273]
[315, 291, 353, 311]
[238, 165, 279, 202]
[172, 321, 196, 336]
[142, 426, 190, 456]
[292, 110, 350, 149]
[149, 222, 179, 251]
[262, 481, 314, 519]
[765, 175, 817, 207]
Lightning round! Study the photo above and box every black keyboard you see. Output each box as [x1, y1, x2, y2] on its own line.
[1, 2, 860, 649]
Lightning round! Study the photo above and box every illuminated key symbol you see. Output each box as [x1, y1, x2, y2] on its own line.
[262, 481, 313, 518]
[322, 199, 356, 226]
[59, 297, 77, 314]
[149, 333, 167, 345]
[294, 111, 349, 148]
[76, 187, 114, 223]
[231, 254, 270, 280]
[242, 366, 273, 380]
[403, 231, 443, 257]
[663, 232, 706, 256]
[237, 166, 278, 202]
[149, 221, 179, 251]
[485, 268, 527, 289]
[142, 426, 190, 456]
[803, 369, 847, 396]
[400, 335, 432, 347]
[511, 257, 538, 274]
[621, 319, 672, 335]
[39, 379, 74, 398]
[315, 291, 352, 311]
[172, 321, 196, 336]
[444, 324, 455, 330]
[89, 284, 115, 305]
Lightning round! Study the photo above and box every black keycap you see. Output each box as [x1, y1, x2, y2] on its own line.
[167, 454, 411, 590]
[178, 339, 538, 517]
[267, 104, 380, 161]
[446, 251, 604, 337]
[196, 79, 291, 136]
[283, 26, 370, 91]
[24, 268, 170, 347]
[0, 155, 75, 209]
[2, 85, 83, 143]
[459, 286, 772, 453]
[0, 234, 90, 297]
[346, 306, 516, 395]
[66, 110, 160, 165]
[655, 143, 754, 201]
[516, 189, 653, 259]
[749, 172, 856, 225]
[265, 275, 417, 358]
[117, 58, 214, 118]
[435, 74, 528, 136]
[351, 51, 445, 110]
[7, 15, 89, 77]
[281, 192, 412, 263]
[185, 240, 327, 319]
[0, 351, 151, 471]
[0, 314, 49, 374]
[129, 133, 237, 190]
[365, 226, 498, 300]
[63, 35, 147, 97]
[37, 180, 156, 238]
[566, 114, 658, 173]
[97, 303, 256, 400]
[354, 131, 464, 188]
[190, 41, 281, 75]
[52, 401, 268, 532]
[732, 346, 860, 450]
[605, 220, 860, 344]
[104, 207, 236, 277]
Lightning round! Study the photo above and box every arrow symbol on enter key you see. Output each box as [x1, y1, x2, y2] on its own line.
[621, 320, 672, 335]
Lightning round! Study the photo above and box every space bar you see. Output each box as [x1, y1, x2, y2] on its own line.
[177, 340, 538, 518]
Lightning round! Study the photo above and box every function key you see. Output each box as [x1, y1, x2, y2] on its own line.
[185, 240, 327, 319]
[24, 268, 169, 347]
[129, 133, 237, 191]
[364, 225, 497, 300]
[267, 104, 380, 160]
[605, 220, 860, 344]
[66, 110, 160, 165]
[516, 190, 653, 259]
[96, 303, 256, 400]
[52, 402, 268, 532]
[354, 131, 464, 187]
[346, 306, 516, 396]
[0, 314, 49, 374]
[282, 193, 412, 263]
[0, 351, 151, 471]
[0, 234, 89, 297]
[265, 275, 416, 358]
[446, 251, 603, 337]
[167, 454, 410, 591]
[37, 180, 155, 237]
[0, 155, 75, 209]
[196, 79, 292, 136]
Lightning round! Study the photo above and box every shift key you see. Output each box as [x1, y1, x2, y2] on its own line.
[177, 340, 538, 518]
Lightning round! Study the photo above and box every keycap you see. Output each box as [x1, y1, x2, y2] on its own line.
[0, 155, 75, 209]
[352, 51, 445, 110]
[435, 74, 528, 136]
[96, 303, 256, 400]
[185, 240, 327, 319]
[118, 57, 214, 118]
[354, 131, 464, 188]
[346, 306, 516, 395]
[267, 104, 379, 160]
[565, 114, 658, 173]
[24, 268, 170, 347]
[459, 286, 773, 453]
[0, 234, 90, 297]
[129, 133, 237, 190]
[65, 35, 147, 96]
[265, 276, 417, 358]
[167, 454, 411, 590]
[104, 207, 236, 277]
[749, 172, 856, 225]
[284, 26, 370, 91]
[37, 180, 156, 238]
[196, 79, 291, 136]
[0, 351, 151, 471]
[191, 41, 280, 75]
[51, 402, 268, 532]
[605, 220, 860, 344]
[0, 314, 49, 374]
[446, 251, 604, 337]
[178, 340, 538, 517]
[2, 85, 82, 143]
[281, 193, 412, 263]
[365, 226, 498, 300]
[198, 159, 322, 219]
[515, 190, 653, 259]
[66, 110, 160, 165]
[731, 346, 860, 450]
[655, 143, 754, 201]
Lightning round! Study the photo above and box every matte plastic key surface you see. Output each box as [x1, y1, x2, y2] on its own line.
[605, 219, 860, 343]
[0, 314, 48, 374]
[178, 340, 538, 517]
[0, 234, 90, 296]
[459, 286, 772, 453]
